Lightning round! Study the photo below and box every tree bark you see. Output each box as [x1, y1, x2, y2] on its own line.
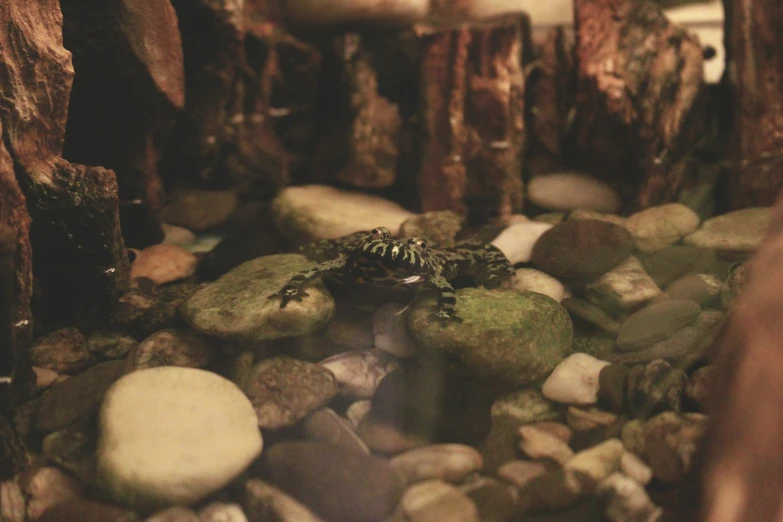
[722, 0, 783, 208]
[0, 0, 130, 331]
[572, 0, 707, 211]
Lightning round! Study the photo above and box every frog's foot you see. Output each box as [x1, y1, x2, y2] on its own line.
[431, 309, 464, 325]
[268, 286, 309, 309]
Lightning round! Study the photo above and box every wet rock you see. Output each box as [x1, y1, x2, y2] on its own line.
[182, 254, 334, 343]
[197, 503, 247, 522]
[621, 412, 708, 483]
[132, 329, 217, 370]
[527, 171, 621, 214]
[24, 466, 85, 520]
[399, 479, 479, 522]
[518, 425, 574, 465]
[117, 283, 205, 340]
[0, 479, 25, 522]
[619, 451, 653, 486]
[302, 408, 370, 455]
[145, 506, 199, 522]
[684, 207, 771, 254]
[597, 472, 662, 522]
[97, 367, 262, 511]
[528, 421, 572, 444]
[242, 357, 338, 430]
[625, 203, 700, 253]
[346, 400, 372, 428]
[638, 245, 730, 288]
[598, 364, 630, 413]
[569, 209, 628, 228]
[497, 460, 548, 489]
[616, 300, 701, 352]
[584, 256, 662, 312]
[41, 422, 97, 483]
[35, 499, 140, 522]
[324, 304, 374, 352]
[399, 211, 464, 247]
[35, 360, 127, 434]
[491, 221, 553, 264]
[87, 330, 138, 360]
[33, 366, 58, 388]
[160, 223, 196, 248]
[542, 353, 610, 405]
[562, 298, 621, 334]
[684, 365, 712, 411]
[459, 476, 517, 522]
[531, 220, 634, 284]
[720, 261, 748, 309]
[30, 327, 93, 375]
[627, 360, 688, 418]
[244, 480, 324, 522]
[511, 268, 571, 302]
[409, 289, 573, 392]
[665, 274, 722, 308]
[262, 441, 404, 522]
[270, 185, 414, 244]
[373, 303, 417, 358]
[390, 444, 483, 486]
[320, 349, 399, 399]
[160, 188, 238, 231]
[130, 244, 197, 286]
[565, 438, 625, 484]
[565, 407, 617, 432]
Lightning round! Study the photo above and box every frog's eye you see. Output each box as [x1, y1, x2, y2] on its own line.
[408, 238, 426, 250]
[371, 227, 383, 238]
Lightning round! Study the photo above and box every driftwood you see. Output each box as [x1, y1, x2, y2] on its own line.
[0, 0, 130, 331]
[572, 0, 707, 211]
[59, 0, 185, 247]
[721, 0, 783, 208]
[417, 17, 528, 225]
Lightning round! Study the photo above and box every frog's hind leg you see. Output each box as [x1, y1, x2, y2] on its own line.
[450, 241, 515, 289]
[269, 255, 349, 308]
[426, 273, 462, 323]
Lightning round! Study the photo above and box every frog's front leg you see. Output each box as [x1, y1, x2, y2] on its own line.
[269, 255, 348, 308]
[426, 273, 463, 324]
[451, 241, 515, 288]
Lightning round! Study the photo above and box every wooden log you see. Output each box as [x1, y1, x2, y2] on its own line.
[0, 0, 130, 330]
[572, 0, 707, 211]
[418, 17, 528, 225]
[722, 0, 783, 208]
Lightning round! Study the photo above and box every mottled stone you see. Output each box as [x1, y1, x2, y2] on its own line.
[584, 256, 662, 312]
[132, 329, 217, 370]
[87, 330, 138, 360]
[320, 349, 399, 399]
[626, 360, 688, 419]
[30, 327, 93, 374]
[243, 357, 338, 429]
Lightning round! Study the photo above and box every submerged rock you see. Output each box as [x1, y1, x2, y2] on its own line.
[409, 289, 573, 392]
[684, 206, 771, 254]
[181, 254, 334, 343]
[97, 367, 262, 512]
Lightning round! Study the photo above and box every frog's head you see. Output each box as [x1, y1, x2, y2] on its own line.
[351, 229, 435, 284]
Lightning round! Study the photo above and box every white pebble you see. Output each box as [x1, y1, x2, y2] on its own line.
[97, 367, 262, 511]
[320, 349, 399, 399]
[542, 353, 610, 405]
[511, 268, 570, 302]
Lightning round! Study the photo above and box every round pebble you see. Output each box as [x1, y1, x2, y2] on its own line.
[131, 244, 197, 286]
[390, 444, 483, 486]
[491, 221, 553, 265]
[625, 203, 700, 253]
[30, 327, 93, 375]
[542, 353, 610, 405]
[616, 300, 702, 352]
[97, 367, 262, 511]
[527, 171, 621, 213]
[684, 206, 771, 254]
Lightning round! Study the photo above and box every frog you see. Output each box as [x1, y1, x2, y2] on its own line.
[269, 226, 515, 323]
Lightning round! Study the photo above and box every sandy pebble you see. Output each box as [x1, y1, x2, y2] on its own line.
[585, 256, 662, 311]
[391, 444, 483, 486]
[626, 203, 700, 253]
[684, 206, 770, 254]
[542, 353, 611, 405]
[518, 425, 574, 465]
[131, 244, 198, 286]
[400, 479, 479, 522]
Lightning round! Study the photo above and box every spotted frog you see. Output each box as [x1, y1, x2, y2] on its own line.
[269, 227, 515, 322]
